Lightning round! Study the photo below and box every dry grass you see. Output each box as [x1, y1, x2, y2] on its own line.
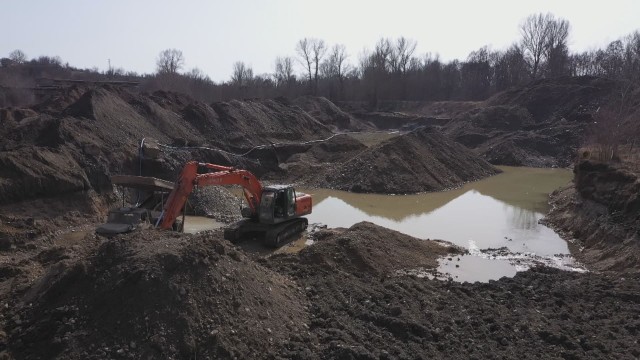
[580, 144, 640, 172]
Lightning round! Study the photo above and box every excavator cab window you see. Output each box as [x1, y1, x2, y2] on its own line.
[274, 190, 286, 218]
[287, 187, 295, 216]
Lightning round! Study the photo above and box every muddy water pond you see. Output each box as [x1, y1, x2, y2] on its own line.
[305, 166, 586, 282]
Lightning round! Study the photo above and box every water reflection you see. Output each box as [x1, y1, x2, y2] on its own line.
[507, 206, 540, 231]
[305, 166, 573, 258]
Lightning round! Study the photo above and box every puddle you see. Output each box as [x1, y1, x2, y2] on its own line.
[303, 166, 585, 282]
[182, 216, 225, 234]
[398, 256, 518, 283]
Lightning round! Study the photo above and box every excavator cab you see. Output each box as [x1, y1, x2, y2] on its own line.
[258, 185, 298, 224]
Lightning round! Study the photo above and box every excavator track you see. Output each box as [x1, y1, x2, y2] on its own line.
[222, 218, 308, 248]
[264, 218, 308, 248]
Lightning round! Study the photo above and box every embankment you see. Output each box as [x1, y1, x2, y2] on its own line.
[545, 159, 640, 272]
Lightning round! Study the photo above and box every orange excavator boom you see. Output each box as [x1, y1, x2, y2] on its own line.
[158, 161, 263, 229]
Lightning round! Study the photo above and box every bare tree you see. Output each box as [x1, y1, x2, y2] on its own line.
[296, 38, 313, 84]
[319, 44, 350, 99]
[390, 37, 417, 74]
[311, 39, 327, 94]
[187, 67, 209, 81]
[231, 61, 253, 86]
[520, 13, 551, 79]
[587, 82, 638, 162]
[494, 44, 528, 90]
[156, 49, 184, 74]
[9, 49, 27, 64]
[520, 13, 569, 79]
[296, 38, 326, 94]
[274, 56, 295, 86]
[360, 38, 394, 106]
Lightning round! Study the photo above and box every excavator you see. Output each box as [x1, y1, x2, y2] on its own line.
[157, 161, 312, 247]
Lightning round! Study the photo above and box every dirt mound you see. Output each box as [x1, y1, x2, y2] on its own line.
[273, 222, 461, 277]
[32, 85, 88, 114]
[6, 231, 310, 359]
[443, 76, 622, 167]
[265, 222, 640, 359]
[293, 96, 371, 131]
[318, 126, 500, 193]
[208, 98, 332, 148]
[274, 134, 367, 182]
[486, 76, 616, 122]
[3, 220, 640, 359]
[188, 186, 243, 223]
[545, 160, 640, 272]
[301, 268, 640, 359]
[0, 108, 38, 125]
[0, 86, 339, 206]
[446, 105, 583, 167]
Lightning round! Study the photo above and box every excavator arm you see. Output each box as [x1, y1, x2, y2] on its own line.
[158, 161, 263, 230]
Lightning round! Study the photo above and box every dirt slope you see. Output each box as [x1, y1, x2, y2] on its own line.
[293, 96, 372, 131]
[5, 230, 310, 359]
[317, 126, 500, 193]
[272, 222, 461, 277]
[443, 76, 621, 167]
[267, 222, 640, 360]
[0, 86, 335, 205]
[545, 159, 640, 272]
[2, 222, 640, 359]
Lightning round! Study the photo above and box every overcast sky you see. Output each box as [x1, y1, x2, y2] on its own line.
[2, 0, 639, 82]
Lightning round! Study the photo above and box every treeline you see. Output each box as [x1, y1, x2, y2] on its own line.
[1, 13, 639, 107]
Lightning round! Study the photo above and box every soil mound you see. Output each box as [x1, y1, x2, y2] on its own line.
[0, 86, 338, 205]
[209, 98, 332, 148]
[274, 222, 461, 277]
[318, 126, 500, 193]
[443, 76, 622, 167]
[266, 222, 640, 359]
[0, 108, 38, 125]
[486, 76, 616, 122]
[6, 231, 310, 359]
[319, 222, 459, 271]
[3, 221, 640, 359]
[188, 186, 243, 223]
[275, 134, 367, 182]
[446, 105, 582, 167]
[545, 160, 640, 272]
[293, 96, 371, 131]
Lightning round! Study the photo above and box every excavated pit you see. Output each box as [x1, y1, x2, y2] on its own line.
[2, 79, 640, 359]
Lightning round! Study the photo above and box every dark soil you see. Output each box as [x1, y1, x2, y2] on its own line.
[440, 76, 623, 167]
[317, 126, 500, 193]
[545, 159, 640, 272]
[1, 79, 640, 360]
[292, 96, 372, 131]
[4, 230, 310, 360]
[3, 222, 639, 359]
[0, 86, 335, 206]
